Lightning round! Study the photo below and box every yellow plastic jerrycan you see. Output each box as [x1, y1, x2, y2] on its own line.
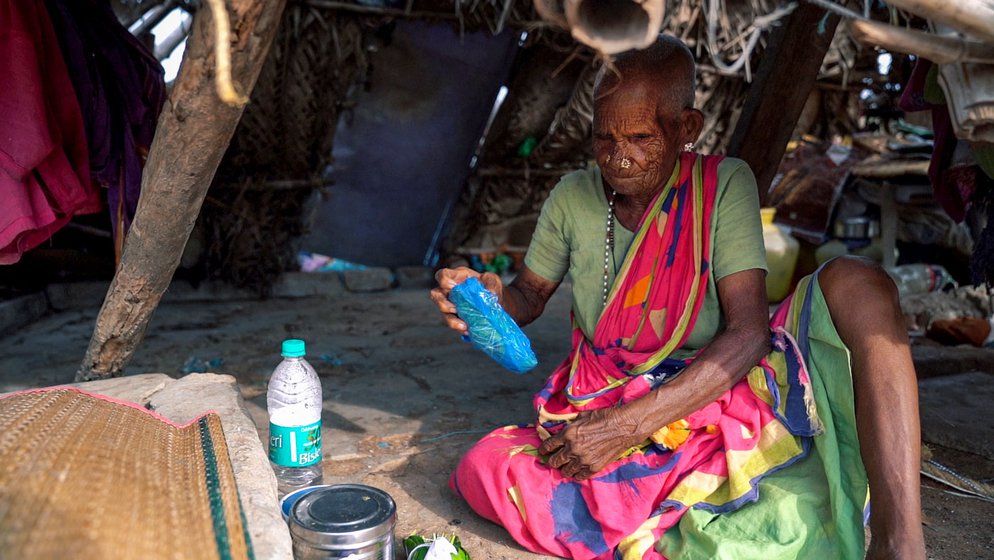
[761, 208, 799, 303]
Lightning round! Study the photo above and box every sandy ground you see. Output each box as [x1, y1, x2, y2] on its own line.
[2, 281, 993, 559]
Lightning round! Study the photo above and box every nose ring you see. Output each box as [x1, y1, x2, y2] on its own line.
[620, 157, 631, 169]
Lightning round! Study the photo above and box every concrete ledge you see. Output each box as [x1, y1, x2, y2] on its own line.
[161, 281, 257, 303]
[0, 293, 49, 336]
[45, 281, 110, 311]
[272, 271, 345, 298]
[343, 267, 395, 292]
[11, 265, 430, 336]
[395, 266, 435, 290]
[913, 345, 994, 378]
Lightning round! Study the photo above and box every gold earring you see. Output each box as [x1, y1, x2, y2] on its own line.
[684, 143, 694, 152]
[605, 154, 611, 164]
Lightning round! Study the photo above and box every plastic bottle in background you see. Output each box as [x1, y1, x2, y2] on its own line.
[267, 339, 323, 494]
[887, 264, 957, 297]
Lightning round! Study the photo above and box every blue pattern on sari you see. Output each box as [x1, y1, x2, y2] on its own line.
[763, 331, 821, 437]
[551, 481, 610, 555]
[592, 452, 684, 491]
[666, 178, 690, 267]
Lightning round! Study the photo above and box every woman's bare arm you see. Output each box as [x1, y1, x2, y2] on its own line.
[540, 268, 771, 479]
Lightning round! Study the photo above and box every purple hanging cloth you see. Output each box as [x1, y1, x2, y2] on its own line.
[898, 59, 971, 222]
[44, 0, 167, 250]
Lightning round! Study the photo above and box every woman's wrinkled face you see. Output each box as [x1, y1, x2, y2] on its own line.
[593, 78, 685, 200]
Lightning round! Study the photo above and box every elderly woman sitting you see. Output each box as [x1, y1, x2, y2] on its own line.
[431, 35, 925, 560]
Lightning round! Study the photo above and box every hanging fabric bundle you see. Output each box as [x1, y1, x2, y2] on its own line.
[0, 0, 101, 264]
[44, 0, 168, 260]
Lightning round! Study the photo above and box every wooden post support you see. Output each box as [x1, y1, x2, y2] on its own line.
[76, 0, 287, 381]
[726, 2, 842, 205]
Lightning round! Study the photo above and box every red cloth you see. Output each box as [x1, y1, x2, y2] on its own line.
[0, 0, 100, 264]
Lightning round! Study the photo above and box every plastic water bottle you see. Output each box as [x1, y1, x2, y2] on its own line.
[886, 264, 956, 297]
[267, 339, 323, 494]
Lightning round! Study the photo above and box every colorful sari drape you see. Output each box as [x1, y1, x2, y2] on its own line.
[451, 153, 839, 560]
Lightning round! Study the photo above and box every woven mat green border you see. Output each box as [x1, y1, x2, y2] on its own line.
[0, 387, 254, 560]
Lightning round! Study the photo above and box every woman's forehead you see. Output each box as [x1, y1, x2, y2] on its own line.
[594, 82, 674, 128]
[593, 101, 658, 129]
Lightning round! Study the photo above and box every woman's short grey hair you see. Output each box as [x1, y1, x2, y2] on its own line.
[594, 35, 697, 110]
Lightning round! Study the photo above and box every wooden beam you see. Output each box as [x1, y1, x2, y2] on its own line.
[76, 0, 288, 381]
[726, 2, 842, 205]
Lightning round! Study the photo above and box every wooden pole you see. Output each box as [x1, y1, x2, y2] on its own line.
[725, 2, 842, 205]
[77, 0, 287, 381]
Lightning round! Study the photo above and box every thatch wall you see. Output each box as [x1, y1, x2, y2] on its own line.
[201, 6, 372, 293]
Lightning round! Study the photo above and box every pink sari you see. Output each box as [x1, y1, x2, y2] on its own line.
[451, 153, 821, 559]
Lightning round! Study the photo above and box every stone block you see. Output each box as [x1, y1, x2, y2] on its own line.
[0, 293, 48, 336]
[342, 267, 394, 292]
[68, 373, 174, 406]
[919, 371, 994, 460]
[395, 266, 435, 290]
[912, 345, 994, 378]
[45, 281, 110, 311]
[272, 271, 344, 298]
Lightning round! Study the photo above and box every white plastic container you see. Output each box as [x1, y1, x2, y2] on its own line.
[761, 208, 800, 303]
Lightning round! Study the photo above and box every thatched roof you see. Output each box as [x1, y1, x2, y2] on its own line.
[115, 0, 892, 292]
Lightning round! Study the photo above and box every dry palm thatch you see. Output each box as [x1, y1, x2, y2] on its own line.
[528, 61, 598, 163]
[201, 6, 373, 294]
[920, 445, 994, 504]
[478, 37, 591, 164]
[189, 0, 583, 290]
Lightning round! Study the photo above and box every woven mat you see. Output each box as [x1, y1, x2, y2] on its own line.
[0, 388, 254, 559]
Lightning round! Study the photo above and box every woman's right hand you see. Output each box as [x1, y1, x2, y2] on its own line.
[429, 267, 504, 335]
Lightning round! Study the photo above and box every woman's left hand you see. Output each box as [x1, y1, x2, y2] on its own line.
[538, 407, 646, 480]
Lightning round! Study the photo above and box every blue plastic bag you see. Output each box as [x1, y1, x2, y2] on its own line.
[448, 277, 538, 374]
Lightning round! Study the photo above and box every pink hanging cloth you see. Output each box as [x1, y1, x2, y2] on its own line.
[0, 0, 101, 264]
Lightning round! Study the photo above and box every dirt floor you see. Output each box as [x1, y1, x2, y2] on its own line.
[2, 280, 993, 559]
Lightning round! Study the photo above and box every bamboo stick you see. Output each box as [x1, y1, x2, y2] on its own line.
[303, 0, 461, 20]
[885, 0, 994, 44]
[850, 19, 994, 65]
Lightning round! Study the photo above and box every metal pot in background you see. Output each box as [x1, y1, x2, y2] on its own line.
[288, 484, 397, 560]
[832, 216, 880, 240]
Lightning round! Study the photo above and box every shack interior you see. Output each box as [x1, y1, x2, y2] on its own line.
[2, 0, 993, 558]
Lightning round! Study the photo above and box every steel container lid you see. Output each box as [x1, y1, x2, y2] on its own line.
[289, 484, 397, 549]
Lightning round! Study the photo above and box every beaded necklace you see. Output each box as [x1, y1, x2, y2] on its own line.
[602, 189, 617, 304]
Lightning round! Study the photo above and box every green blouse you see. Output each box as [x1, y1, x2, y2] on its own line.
[524, 157, 768, 357]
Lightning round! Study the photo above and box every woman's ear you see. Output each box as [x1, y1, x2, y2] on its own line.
[682, 108, 705, 145]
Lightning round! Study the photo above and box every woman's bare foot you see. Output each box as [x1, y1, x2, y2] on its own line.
[865, 528, 926, 560]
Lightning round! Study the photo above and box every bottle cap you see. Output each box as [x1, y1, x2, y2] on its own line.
[281, 339, 306, 357]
